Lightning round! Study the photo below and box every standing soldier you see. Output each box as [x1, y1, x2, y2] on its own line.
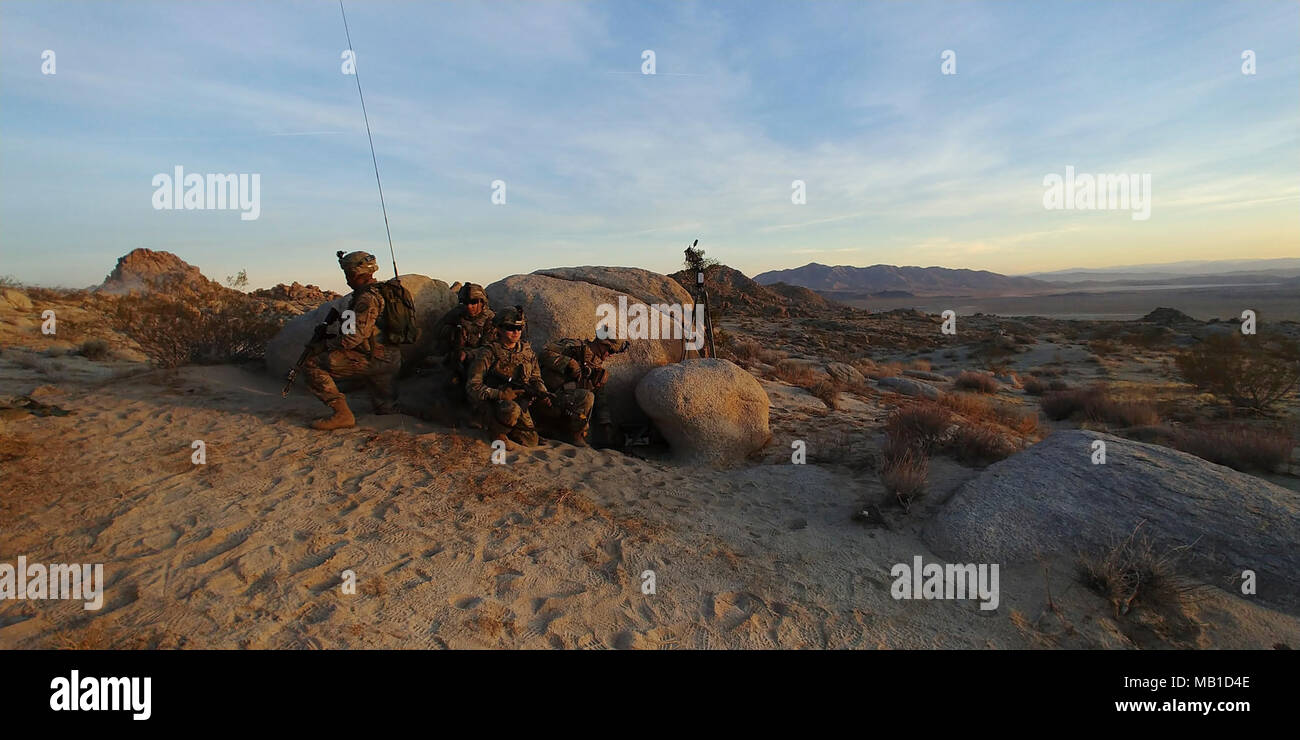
[302, 251, 402, 430]
[427, 283, 496, 417]
[537, 336, 629, 447]
[464, 307, 552, 447]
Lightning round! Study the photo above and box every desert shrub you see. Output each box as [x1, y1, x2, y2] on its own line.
[954, 370, 1000, 394]
[725, 337, 764, 364]
[910, 358, 931, 371]
[1175, 333, 1300, 412]
[1088, 339, 1119, 356]
[1100, 399, 1160, 427]
[111, 293, 284, 368]
[1077, 525, 1193, 618]
[772, 359, 816, 387]
[0, 275, 21, 289]
[1022, 376, 1047, 395]
[1040, 385, 1158, 427]
[1049, 379, 1070, 391]
[879, 436, 928, 511]
[1040, 387, 1097, 420]
[78, 339, 112, 361]
[946, 423, 1017, 466]
[1120, 326, 1172, 349]
[809, 378, 841, 410]
[858, 360, 901, 379]
[884, 403, 952, 453]
[1168, 423, 1294, 474]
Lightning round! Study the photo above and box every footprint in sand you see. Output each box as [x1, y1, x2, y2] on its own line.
[450, 595, 482, 610]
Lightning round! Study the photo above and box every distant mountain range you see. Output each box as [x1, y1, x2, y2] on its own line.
[752, 263, 1050, 296]
[752, 258, 1300, 297]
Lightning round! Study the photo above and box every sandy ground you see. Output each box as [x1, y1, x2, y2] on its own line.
[2, 351, 1299, 649]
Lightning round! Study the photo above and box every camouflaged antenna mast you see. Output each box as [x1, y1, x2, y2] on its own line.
[340, 1, 399, 281]
[683, 240, 715, 358]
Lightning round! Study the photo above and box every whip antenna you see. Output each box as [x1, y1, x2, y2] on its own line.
[340, 1, 398, 279]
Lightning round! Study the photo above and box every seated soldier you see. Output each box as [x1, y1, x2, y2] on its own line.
[537, 336, 629, 447]
[426, 283, 496, 422]
[464, 307, 552, 447]
[302, 251, 402, 430]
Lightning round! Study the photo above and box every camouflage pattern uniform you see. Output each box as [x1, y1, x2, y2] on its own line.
[303, 252, 401, 418]
[535, 338, 626, 446]
[464, 308, 550, 446]
[428, 283, 496, 392]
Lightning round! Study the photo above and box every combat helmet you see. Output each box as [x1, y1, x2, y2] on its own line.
[457, 282, 488, 305]
[495, 305, 526, 331]
[336, 250, 378, 276]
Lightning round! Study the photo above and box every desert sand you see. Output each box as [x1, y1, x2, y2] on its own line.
[3, 347, 1298, 650]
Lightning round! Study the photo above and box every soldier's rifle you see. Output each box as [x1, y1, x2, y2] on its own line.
[489, 366, 556, 410]
[282, 307, 342, 396]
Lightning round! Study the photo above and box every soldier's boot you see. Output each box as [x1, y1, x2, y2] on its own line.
[509, 427, 540, 447]
[311, 399, 356, 430]
[569, 424, 590, 448]
[493, 431, 517, 450]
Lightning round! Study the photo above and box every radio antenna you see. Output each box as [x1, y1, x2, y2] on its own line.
[339, 1, 398, 279]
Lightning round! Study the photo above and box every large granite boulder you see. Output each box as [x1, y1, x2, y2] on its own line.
[265, 274, 455, 383]
[924, 429, 1300, 612]
[635, 359, 771, 466]
[486, 266, 697, 425]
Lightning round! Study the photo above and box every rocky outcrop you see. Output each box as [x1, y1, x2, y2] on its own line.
[635, 359, 771, 465]
[924, 430, 1300, 611]
[251, 282, 341, 308]
[876, 375, 941, 400]
[98, 248, 221, 296]
[825, 361, 865, 386]
[487, 267, 695, 425]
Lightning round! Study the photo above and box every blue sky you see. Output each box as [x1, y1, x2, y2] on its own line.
[2, 0, 1296, 292]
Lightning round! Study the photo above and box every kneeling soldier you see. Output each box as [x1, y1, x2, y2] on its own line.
[537, 336, 628, 447]
[303, 251, 402, 430]
[464, 307, 552, 447]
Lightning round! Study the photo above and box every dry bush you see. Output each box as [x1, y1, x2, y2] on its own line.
[808, 378, 841, 410]
[878, 436, 928, 511]
[861, 361, 902, 379]
[936, 391, 992, 419]
[884, 403, 953, 453]
[78, 338, 112, 361]
[1077, 525, 1195, 618]
[1168, 423, 1294, 474]
[910, 358, 932, 371]
[772, 359, 816, 387]
[1049, 379, 1071, 391]
[1031, 365, 1066, 378]
[111, 293, 285, 368]
[946, 423, 1017, 466]
[1175, 333, 1300, 413]
[1022, 376, 1047, 395]
[724, 337, 764, 364]
[1040, 385, 1159, 428]
[954, 370, 1001, 394]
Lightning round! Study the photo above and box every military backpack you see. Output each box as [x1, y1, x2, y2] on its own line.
[362, 278, 419, 345]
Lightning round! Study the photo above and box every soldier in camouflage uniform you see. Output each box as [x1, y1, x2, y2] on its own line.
[464, 307, 552, 447]
[536, 336, 629, 447]
[302, 251, 402, 430]
[427, 283, 496, 410]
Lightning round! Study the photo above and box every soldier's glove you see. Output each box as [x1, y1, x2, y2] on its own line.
[565, 360, 582, 379]
[588, 367, 606, 387]
[499, 388, 522, 402]
[537, 393, 554, 408]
